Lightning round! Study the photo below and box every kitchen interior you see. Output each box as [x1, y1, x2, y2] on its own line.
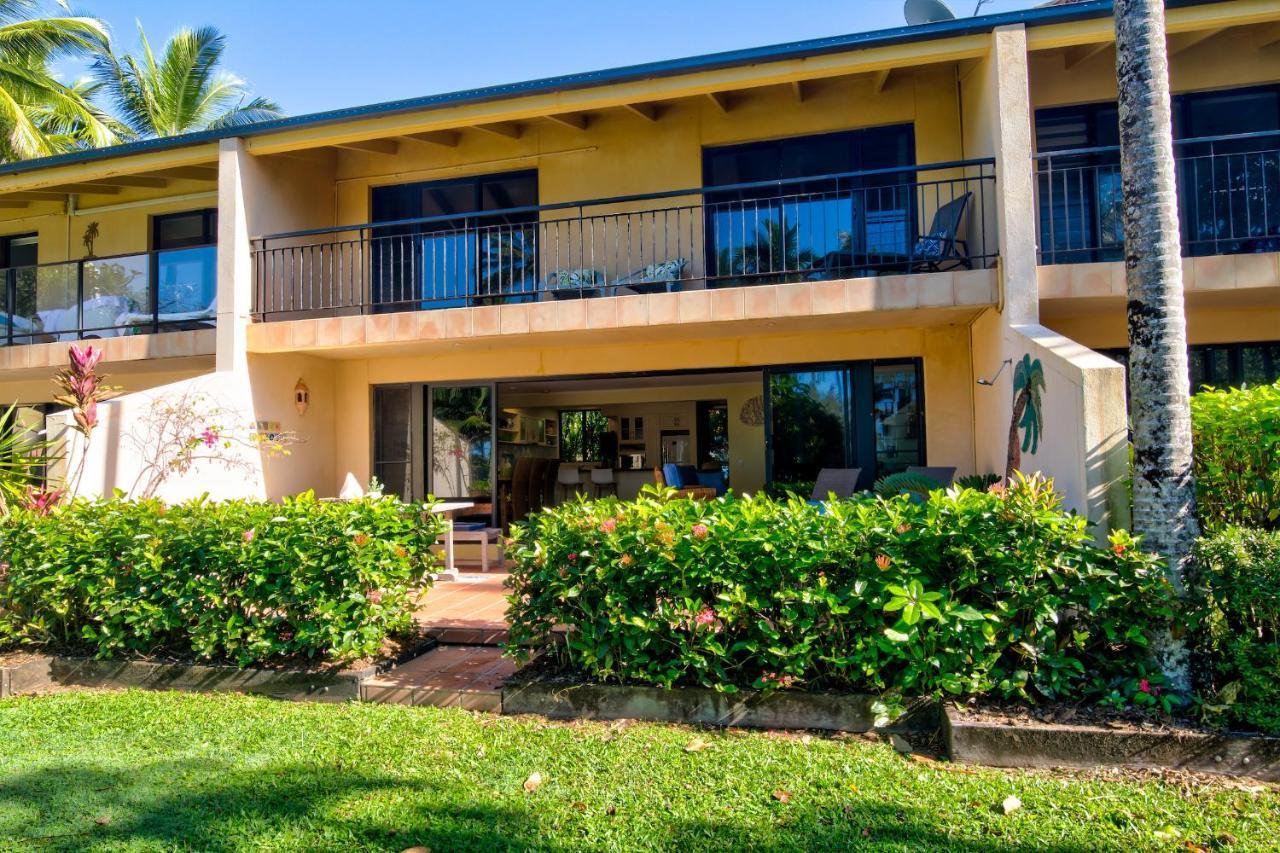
[496, 371, 766, 523]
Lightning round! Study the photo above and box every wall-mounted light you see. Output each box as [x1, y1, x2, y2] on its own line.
[294, 379, 310, 416]
[976, 358, 1012, 387]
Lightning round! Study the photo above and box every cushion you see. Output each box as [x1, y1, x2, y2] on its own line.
[545, 268, 604, 289]
[614, 258, 687, 287]
[913, 235, 947, 259]
[662, 463, 685, 488]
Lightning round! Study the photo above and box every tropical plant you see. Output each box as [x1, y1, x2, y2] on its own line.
[1115, 0, 1200, 692]
[0, 401, 55, 513]
[1190, 380, 1280, 532]
[873, 471, 941, 503]
[1005, 354, 1044, 480]
[956, 473, 1001, 491]
[0, 0, 120, 161]
[92, 23, 281, 137]
[0, 493, 445, 665]
[507, 476, 1173, 701]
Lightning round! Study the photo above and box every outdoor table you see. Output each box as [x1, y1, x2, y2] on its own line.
[429, 501, 475, 580]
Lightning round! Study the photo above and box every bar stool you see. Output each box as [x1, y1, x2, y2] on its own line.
[556, 466, 583, 502]
[590, 467, 617, 499]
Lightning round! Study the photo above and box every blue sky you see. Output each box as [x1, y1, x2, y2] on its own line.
[56, 0, 1044, 118]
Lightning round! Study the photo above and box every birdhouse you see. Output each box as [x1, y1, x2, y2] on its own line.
[294, 379, 310, 416]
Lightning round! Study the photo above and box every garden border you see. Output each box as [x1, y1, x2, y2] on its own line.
[944, 706, 1280, 781]
[0, 637, 437, 704]
[500, 678, 940, 733]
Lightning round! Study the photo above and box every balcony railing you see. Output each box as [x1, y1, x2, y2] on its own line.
[1035, 130, 1280, 264]
[252, 158, 996, 320]
[0, 245, 217, 347]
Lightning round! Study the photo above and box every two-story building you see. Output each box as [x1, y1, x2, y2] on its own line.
[0, 0, 1275, 536]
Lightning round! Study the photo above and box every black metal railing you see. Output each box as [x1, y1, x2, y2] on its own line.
[0, 245, 217, 347]
[1035, 130, 1280, 264]
[252, 158, 996, 319]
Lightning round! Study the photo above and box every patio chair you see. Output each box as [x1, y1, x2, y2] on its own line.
[542, 460, 561, 508]
[815, 192, 972, 277]
[810, 467, 863, 502]
[528, 458, 551, 513]
[656, 462, 721, 499]
[906, 465, 957, 487]
[508, 457, 535, 524]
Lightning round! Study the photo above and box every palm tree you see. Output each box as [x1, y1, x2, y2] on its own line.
[92, 24, 281, 137]
[0, 0, 120, 161]
[1115, 0, 1199, 693]
[1005, 355, 1044, 481]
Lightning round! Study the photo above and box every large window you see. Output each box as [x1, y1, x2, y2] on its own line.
[1036, 84, 1280, 262]
[153, 209, 217, 327]
[1102, 342, 1280, 392]
[766, 359, 923, 491]
[1, 233, 37, 346]
[703, 127, 916, 285]
[371, 170, 538, 310]
[559, 409, 608, 463]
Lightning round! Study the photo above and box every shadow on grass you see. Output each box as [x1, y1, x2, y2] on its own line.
[0, 757, 1081, 852]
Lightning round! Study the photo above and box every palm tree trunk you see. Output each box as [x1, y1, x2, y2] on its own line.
[1115, 0, 1199, 693]
[1006, 388, 1028, 481]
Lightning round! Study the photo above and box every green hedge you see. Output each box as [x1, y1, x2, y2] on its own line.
[507, 478, 1174, 700]
[1191, 380, 1280, 531]
[0, 494, 445, 666]
[1192, 527, 1280, 734]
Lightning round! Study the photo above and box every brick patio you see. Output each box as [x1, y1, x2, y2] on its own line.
[415, 572, 510, 645]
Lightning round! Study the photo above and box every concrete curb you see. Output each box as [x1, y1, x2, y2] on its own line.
[501, 679, 934, 732]
[944, 707, 1280, 780]
[0, 637, 436, 704]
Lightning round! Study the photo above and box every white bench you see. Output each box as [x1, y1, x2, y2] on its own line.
[448, 527, 505, 572]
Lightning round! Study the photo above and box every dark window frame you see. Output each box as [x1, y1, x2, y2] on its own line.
[558, 408, 608, 464]
[1101, 341, 1280, 392]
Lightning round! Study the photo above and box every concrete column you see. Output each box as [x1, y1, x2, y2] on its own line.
[988, 24, 1038, 327]
[215, 138, 254, 373]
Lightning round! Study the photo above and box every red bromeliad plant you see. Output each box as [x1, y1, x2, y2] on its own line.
[52, 345, 120, 496]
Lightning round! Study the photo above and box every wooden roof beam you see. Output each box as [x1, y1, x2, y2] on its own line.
[333, 138, 400, 155]
[621, 102, 662, 122]
[3, 191, 67, 201]
[470, 122, 523, 139]
[47, 182, 120, 194]
[790, 80, 807, 103]
[1063, 42, 1110, 70]
[87, 176, 169, 189]
[870, 68, 891, 95]
[401, 130, 462, 147]
[1169, 28, 1225, 55]
[543, 113, 590, 130]
[1253, 22, 1280, 50]
[153, 166, 219, 181]
[705, 91, 733, 113]
[0, 200, 30, 209]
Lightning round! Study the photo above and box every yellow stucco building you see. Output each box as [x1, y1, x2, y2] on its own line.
[0, 0, 1276, 537]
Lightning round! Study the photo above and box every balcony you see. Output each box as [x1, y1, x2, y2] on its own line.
[251, 159, 996, 322]
[1035, 130, 1280, 264]
[0, 245, 217, 347]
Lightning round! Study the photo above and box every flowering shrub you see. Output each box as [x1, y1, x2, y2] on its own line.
[0, 493, 444, 666]
[1190, 527, 1280, 734]
[507, 477, 1174, 699]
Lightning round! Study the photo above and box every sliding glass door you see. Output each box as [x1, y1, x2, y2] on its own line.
[765, 359, 923, 492]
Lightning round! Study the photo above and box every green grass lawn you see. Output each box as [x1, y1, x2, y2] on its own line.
[0, 691, 1276, 851]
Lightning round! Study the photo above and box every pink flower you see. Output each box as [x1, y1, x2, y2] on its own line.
[353, 533, 370, 547]
[567, 552, 578, 563]
[988, 481, 1007, 496]
[1112, 542, 1127, 556]
[68, 344, 102, 374]
[1138, 679, 1151, 694]
[21, 486, 64, 516]
[600, 518, 617, 533]
[895, 523, 911, 535]
[695, 606, 716, 626]
[691, 523, 709, 540]
[74, 399, 98, 433]
[761, 671, 798, 689]
[200, 428, 220, 448]
[875, 554, 891, 570]
[242, 528, 256, 543]
[365, 589, 383, 605]
[619, 554, 634, 567]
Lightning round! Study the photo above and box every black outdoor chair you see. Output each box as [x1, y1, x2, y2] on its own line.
[816, 192, 973, 277]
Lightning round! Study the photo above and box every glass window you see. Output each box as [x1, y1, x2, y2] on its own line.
[429, 385, 494, 500]
[371, 170, 538, 310]
[1107, 342, 1280, 395]
[704, 127, 916, 285]
[768, 367, 853, 487]
[559, 409, 608, 463]
[374, 385, 413, 501]
[154, 210, 216, 250]
[872, 363, 922, 476]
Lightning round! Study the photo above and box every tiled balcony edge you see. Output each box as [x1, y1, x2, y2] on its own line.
[1038, 251, 1280, 300]
[0, 328, 216, 372]
[247, 269, 997, 353]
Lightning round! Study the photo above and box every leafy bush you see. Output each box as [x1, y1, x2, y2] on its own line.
[507, 477, 1173, 700]
[1191, 527, 1280, 733]
[0, 493, 444, 666]
[1191, 381, 1280, 531]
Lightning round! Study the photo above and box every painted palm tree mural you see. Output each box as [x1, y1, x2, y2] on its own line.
[1005, 354, 1045, 481]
